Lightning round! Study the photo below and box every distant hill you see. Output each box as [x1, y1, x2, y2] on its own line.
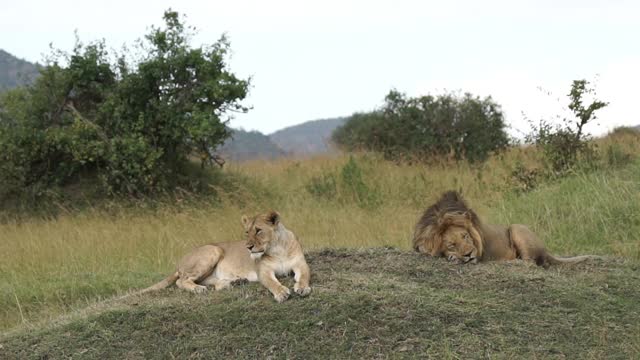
[217, 129, 287, 161]
[0, 49, 39, 90]
[269, 117, 347, 156]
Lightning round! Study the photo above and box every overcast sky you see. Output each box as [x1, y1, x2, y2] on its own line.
[2, 0, 639, 135]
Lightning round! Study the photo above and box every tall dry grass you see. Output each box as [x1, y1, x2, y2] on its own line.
[1, 130, 639, 331]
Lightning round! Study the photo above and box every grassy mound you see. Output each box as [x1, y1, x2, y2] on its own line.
[1, 248, 639, 359]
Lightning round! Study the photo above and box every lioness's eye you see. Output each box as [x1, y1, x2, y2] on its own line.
[255, 228, 262, 234]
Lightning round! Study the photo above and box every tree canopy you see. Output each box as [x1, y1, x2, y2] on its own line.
[0, 10, 249, 198]
[332, 90, 509, 163]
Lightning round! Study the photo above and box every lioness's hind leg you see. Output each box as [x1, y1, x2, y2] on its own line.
[176, 245, 224, 293]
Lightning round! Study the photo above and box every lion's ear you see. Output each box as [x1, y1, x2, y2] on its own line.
[437, 215, 450, 228]
[436, 215, 456, 234]
[267, 210, 280, 226]
[241, 215, 250, 230]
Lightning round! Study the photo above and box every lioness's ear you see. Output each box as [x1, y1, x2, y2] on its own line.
[241, 215, 250, 229]
[267, 210, 280, 226]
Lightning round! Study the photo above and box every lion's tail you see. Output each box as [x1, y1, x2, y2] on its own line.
[545, 254, 604, 265]
[140, 272, 180, 294]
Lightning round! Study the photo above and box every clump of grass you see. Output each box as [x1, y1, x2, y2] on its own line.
[306, 156, 382, 209]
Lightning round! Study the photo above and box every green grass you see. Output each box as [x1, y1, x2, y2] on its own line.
[495, 162, 640, 259]
[0, 133, 639, 357]
[1, 248, 639, 359]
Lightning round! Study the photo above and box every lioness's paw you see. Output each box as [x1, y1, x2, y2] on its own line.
[192, 285, 208, 294]
[294, 285, 312, 297]
[273, 286, 291, 303]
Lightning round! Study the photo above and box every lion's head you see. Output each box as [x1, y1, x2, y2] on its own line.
[438, 214, 483, 264]
[413, 191, 484, 262]
[241, 210, 282, 260]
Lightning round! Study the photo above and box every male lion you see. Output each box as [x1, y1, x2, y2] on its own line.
[412, 191, 600, 267]
[143, 211, 311, 302]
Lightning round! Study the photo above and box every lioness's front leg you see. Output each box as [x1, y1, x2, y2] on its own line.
[293, 262, 312, 297]
[259, 269, 290, 303]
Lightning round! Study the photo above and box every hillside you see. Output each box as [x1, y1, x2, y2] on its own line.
[1, 248, 638, 359]
[269, 117, 347, 156]
[0, 49, 39, 90]
[217, 129, 287, 161]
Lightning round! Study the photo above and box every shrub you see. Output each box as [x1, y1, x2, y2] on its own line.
[306, 157, 381, 209]
[510, 163, 540, 193]
[332, 90, 509, 163]
[305, 173, 338, 200]
[526, 80, 608, 176]
[0, 10, 249, 199]
[340, 156, 382, 209]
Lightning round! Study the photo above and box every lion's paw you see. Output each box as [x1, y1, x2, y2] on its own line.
[273, 286, 291, 303]
[447, 255, 462, 264]
[294, 285, 312, 297]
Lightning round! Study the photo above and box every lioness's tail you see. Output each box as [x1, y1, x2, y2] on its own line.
[545, 255, 604, 265]
[140, 272, 179, 293]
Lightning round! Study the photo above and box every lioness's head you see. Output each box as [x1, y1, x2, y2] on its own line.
[241, 210, 281, 260]
[441, 225, 479, 264]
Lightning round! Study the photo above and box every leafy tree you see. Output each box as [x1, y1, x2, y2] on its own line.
[332, 90, 509, 163]
[0, 10, 249, 198]
[526, 79, 608, 175]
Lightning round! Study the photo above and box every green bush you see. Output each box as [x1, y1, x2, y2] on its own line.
[332, 90, 509, 163]
[0, 10, 249, 199]
[340, 156, 382, 209]
[526, 80, 608, 176]
[510, 163, 540, 193]
[306, 157, 381, 209]
[305, 173, 338, 200]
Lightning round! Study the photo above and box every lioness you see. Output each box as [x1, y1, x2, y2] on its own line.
[413, 191, 601, 267]
[143, 211, 311, 302]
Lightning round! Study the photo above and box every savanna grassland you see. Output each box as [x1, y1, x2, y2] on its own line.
[1, 131, 640, 358]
